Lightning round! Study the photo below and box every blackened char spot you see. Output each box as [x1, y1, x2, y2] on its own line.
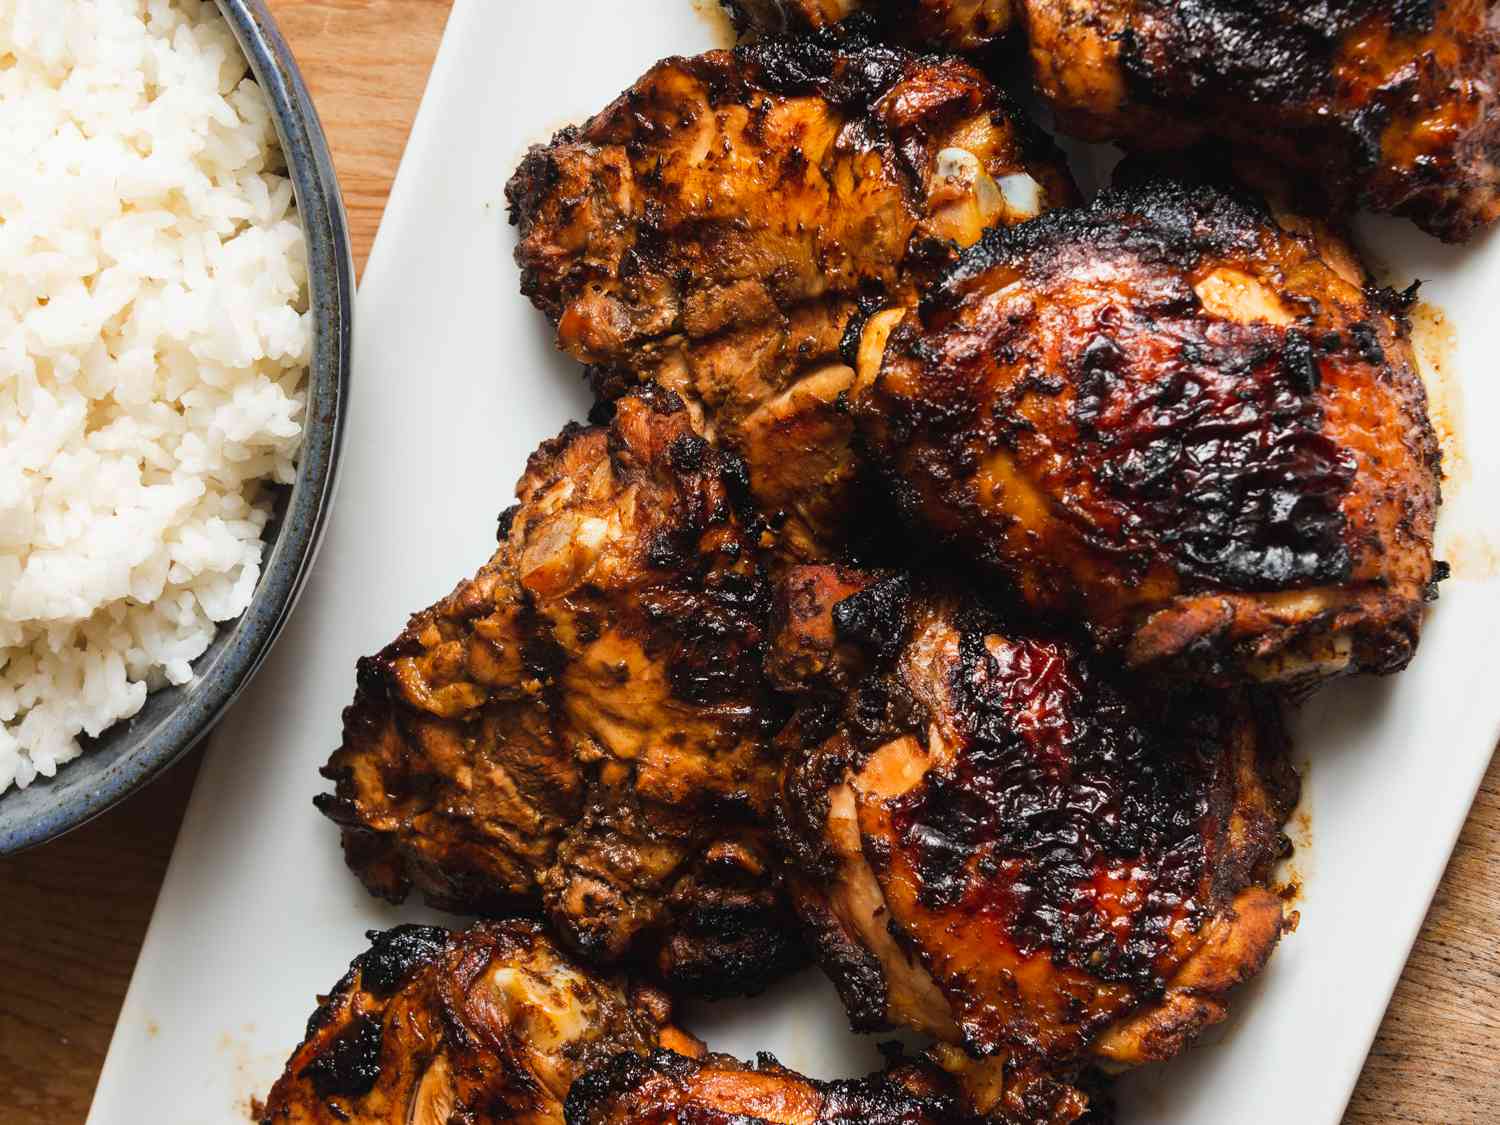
[1425, 558, 1451, 601]
[497, 504, 520, 543]
[1281, 329, 1320, 394]
[717, 449, 758, 515]
[668, 433, 709, 472]
[1348, 321, 1386, 364]
[815, 1073, 957, 1122]
[297, 1014, 384, 1099]
[734, 16, 911, 111]
[832, 573, 912, 662]
[1118, 0, 1439, 108]
[561, 1050, 693, 1122]
[356, 924, 447, 996]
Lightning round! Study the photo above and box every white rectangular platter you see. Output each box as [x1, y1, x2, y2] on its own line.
[89, 2, 1500, 1122]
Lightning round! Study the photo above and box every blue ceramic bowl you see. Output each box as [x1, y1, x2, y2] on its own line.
[0, 0, 353, 853]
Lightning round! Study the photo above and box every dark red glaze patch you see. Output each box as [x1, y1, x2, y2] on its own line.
[887, 628, 1215, 994]
[1072, 312, 1356, 590]
[884, 175, 1377, 599]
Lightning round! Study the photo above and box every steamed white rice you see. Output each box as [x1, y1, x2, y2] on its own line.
[0, 0, 310, 791]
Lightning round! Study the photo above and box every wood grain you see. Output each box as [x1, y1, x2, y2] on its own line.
[1345, 762, 1500, 1123]
[0, 2, 1494, 1122]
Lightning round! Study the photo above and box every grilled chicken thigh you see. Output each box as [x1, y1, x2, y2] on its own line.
[854, 173, 1443, 684]
[264, 922, 1089, 1125]
[567, 1050, 976, 1125]
[1022, 0, 1500, 241]
[260, 921, 698, 1125]
[720, 0, 1500, 240]
[507, 32, 1074, 560]
[774, 566, 1298, 1074]
[317, 389, 802, 996]
[722, 0, 1015, 51]
[509, 40, 1440, 685]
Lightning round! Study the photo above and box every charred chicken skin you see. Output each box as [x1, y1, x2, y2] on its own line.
[508, 40, 1441, 685]
[317, 389, 802, 996]
[260, 920, 701, 1125]
[722, 0, 1015, 52]
[1021, 0, 1500, 241]
[774, 566, 1298, 1075]
[566, 1049, 975, 1125]
[507, 32, 1074, 561]
[264, 922, 1085, 1125]
[721, 1, 1500, 241]
[854, 173, 1443, 684]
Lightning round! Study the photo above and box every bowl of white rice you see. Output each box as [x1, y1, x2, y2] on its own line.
[0, 0, 352, 850]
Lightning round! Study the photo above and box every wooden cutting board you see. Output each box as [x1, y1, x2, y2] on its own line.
[0, 2, 1494, 1121]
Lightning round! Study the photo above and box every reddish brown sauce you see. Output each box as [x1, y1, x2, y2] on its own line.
[886, 627, 1218, 995]
[1073, 309, 1356, 590]
[1411, 301, 1466, 491]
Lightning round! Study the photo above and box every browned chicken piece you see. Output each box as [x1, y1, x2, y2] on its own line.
[1021, 0, 1500, 241]
[774, 566, 1299, 1077]
[317, 389, 803, 997]
[725, 1, 1500, 240]
[722, 0, 1015, 52]
[259, 921, 706, 1125]
[507, 31, 1074, 561]
[565, 1044, 1109, 1125]
[565, 1049, 959, 1125]
[263, 923, 1093, 1125]
[853, 173, 1443, 685]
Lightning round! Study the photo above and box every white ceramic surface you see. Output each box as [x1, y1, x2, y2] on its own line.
[88, 2, 1500, 1122]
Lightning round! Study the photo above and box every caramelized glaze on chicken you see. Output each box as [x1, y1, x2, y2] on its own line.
[722, 0, 1015, 52]
[774, 566, 1298, 1073]
[507, 32, 1074, 560]
[1021, 0, 1500, 240]
[568, 1047, 1107, 1124]
[263, 922, 1094, 1125]
[566, 1049, 970, 1125]
[259, 921, 699, 1125]
[317, 390, 802, 996]
[854, 173, 1443, 684]
[507, 42, 1442, 685]
[722, 1, 1500, 240]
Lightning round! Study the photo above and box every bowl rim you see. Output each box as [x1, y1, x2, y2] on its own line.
[0, 0, 354, 854]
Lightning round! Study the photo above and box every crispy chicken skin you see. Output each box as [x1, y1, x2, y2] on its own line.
[260, 921, 700, 1125]
[566, 1045, 1110, 1124]
[565, 1049, 970, 1125]
[263, 923, 1084, 1125]
[1021, 0, 1500, 241]
[722, 0, 1015, 52]
[774, 566, 1298, 1073]
[721, 1, 1500, 240]
[506, 31, 1074, 560]
[854, 174, 1443, 684]
[317, 390, 803, 996]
